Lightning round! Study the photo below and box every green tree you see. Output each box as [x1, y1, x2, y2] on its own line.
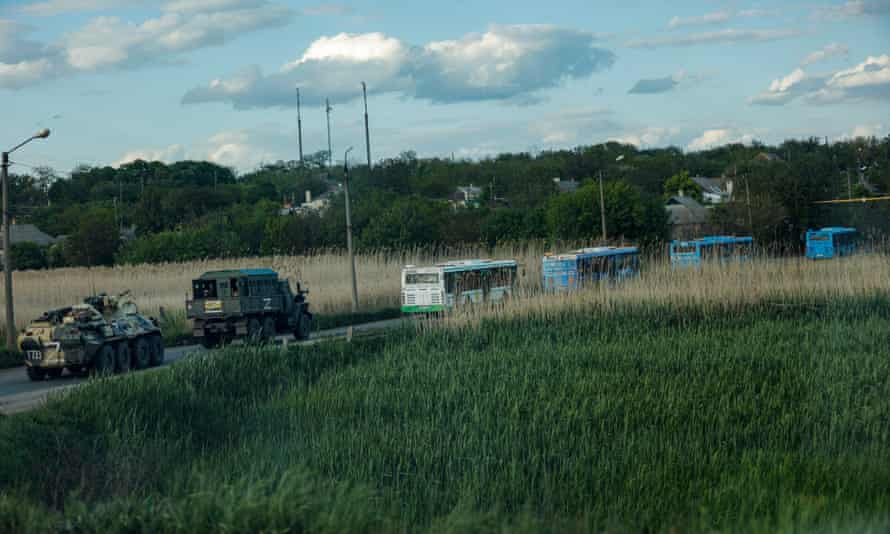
[663, 171, 702, 201]
[9, 243, 47, 271]
[63, 208, 120, 266]
[360, 196, 447, 248]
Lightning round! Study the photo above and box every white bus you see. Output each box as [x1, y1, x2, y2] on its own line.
[401, 259, 518, 314]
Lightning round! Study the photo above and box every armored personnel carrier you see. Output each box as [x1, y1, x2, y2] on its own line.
[18, 291, 164, 381]
[186, 269, 313, 348]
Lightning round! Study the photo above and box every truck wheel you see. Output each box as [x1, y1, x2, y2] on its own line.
[93, 345, 115, 375]
[26, 366, 46, 382]
[133, 338, 151, 369]
[115, 343, 132, 373]
[150, 335, 165, 366]
[200, 333, 220, 349]
[262, 317, 276, 341]
[46, 368, 63, 379]
[294, 313, 312, 340]
[247, 318, 262, 343]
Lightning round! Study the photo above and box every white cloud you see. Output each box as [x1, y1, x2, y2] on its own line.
[610, 127, 680, 148]
[813, 0, 890, 21]
[19, 0, 151, 17]
[849, 123, 884, 138]
[668, 11, 731, 29]
[687, 129, 757, 151]
[750, 55, 890, 106]
[802, 43, 849, 66]
[182, 25, 616, 109]
[300, 4, 354, 16]
[1, 1, 293, 89]
[115, 144, 186, 167]
[626, 28, 800, 49]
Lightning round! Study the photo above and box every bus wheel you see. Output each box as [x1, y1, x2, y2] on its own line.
[46, 368, 63, 379]
[200, 333, 220, 349]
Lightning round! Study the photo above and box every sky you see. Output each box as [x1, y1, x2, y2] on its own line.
[1, 0, 889, 174]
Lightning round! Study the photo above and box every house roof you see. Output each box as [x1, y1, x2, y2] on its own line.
[2, 224, 57, 248]
[665, 196, 709, 225]
[690, 176, 729, 196]
[555, 179, 579, 193]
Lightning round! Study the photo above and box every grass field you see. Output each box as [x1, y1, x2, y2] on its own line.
[1, 260, 889, 532]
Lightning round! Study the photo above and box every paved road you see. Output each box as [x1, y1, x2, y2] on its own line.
[0, 318, 405, 416]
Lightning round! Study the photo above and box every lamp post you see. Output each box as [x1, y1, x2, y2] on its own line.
[362, 82, 372, 170]
[343, 147, 358, 313]
[2, 129, 51, 350]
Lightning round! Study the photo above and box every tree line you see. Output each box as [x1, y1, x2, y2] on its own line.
[7, 136, 890, 269]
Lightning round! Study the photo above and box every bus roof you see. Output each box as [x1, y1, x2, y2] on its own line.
[402, 259, 517, 273]
[199, 268, 279, 279]
[545, 246, 639, 261]
[672, 235, 753, 246]
[809, 227, 856, 234]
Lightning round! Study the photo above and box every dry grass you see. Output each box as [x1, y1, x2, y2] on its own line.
[4, 243, 888, 333]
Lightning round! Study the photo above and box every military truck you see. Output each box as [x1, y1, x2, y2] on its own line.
[186, 269, 313, 348]
[18, 291, 164, 381]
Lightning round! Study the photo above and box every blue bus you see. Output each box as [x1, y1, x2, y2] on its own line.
[543, 247, 639, 291]
[670, 236, 754, 268]
[805, 227, 858, 260]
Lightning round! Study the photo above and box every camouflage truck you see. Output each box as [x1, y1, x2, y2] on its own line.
[186, 269, 313, 348]
[18, 291, 164, 381]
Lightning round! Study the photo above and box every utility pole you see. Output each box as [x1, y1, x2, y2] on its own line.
[847, 169, 852, 200]
[598, 169, 607, 242]
[745, 175, 753, 232]
[362, 82, 372, 170]
[343, 147, 358, 313]
[2, 128, 50, 350]
[325, 98, 333, 169]
[1, 152, 12, 350]
[296, 87, 304, 164]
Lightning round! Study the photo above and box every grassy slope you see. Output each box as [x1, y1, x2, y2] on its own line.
[1, 298, 889, 532]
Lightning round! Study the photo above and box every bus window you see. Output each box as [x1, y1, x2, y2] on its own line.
[406, 273, 439, 285]
[230, 279, 240, 297]
[444, 272, 456, 294]
[193, 280, 217, 299]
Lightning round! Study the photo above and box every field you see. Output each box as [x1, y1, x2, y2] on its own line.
[1, 253, 889, 532]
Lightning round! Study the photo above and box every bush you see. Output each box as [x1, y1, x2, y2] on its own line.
[9, 243, 47, 271]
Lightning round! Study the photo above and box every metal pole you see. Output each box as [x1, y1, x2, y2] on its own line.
[598, 169, 607, 242]
[362, 82, 371, 169]
[296, 88, 303, 164]
[325, 99, 333, 169]
[2, 152, 14, 351]
[343, 147, 358, 313]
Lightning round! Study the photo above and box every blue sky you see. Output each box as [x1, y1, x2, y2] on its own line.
[1, 0, 889, 174]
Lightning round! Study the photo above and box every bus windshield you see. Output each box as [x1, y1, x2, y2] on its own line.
[406, 273, 439, 285]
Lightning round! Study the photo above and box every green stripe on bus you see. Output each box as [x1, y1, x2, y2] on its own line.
[401, 305, 445, 313]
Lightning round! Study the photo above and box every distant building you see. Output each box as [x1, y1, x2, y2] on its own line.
[553, 177, 580, 194]
[280, 190, 331, 216]
[666, 194, 712, 240]
[754, 152, 782, 163]
[451, 185, 483, 209]
[691, 176, 734, 204]
[0, 224, 57, 249]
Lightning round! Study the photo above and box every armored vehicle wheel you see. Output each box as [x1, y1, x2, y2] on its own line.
[149, 335, 165, 366]
[294, 313, 312, 341]
[133, 338, 151, 369]
[115, 343, 132, 373]
[93, 345, 115, 375]
[26, 366, 46, 381]
[46, 368, 63, 379]
[247, 318, 263, 343]
[200, 333, 220, 349]
[262, 316, 276, 341]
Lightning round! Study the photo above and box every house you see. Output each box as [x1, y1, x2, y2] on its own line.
[450, 185, 483, 209]
[553, 177, 580, 194]
[0, 224, 57, 249]
[691, 176, 734, 204]
[665, 194, 712, 240]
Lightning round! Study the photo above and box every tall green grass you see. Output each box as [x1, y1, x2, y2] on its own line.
[1, 296, 889, 532]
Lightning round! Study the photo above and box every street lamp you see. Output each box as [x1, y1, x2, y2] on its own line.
[2, 129, 51, 351]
